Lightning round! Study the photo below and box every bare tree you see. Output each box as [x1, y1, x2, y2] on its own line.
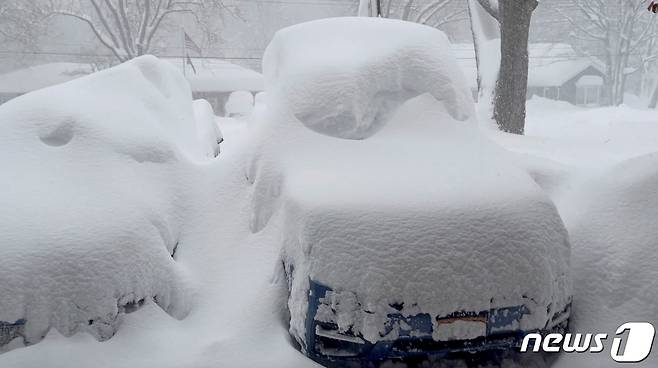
[380, 0, 467, 28]
[645, 55, 658, 108]
[493, 0, 538, 135]
[358, 0, 382, 17]
[639, 23, 658, 108]
[561, 0, 656, 106]
[468, 0, 538, 135]
[48, 0, 225, 62]
[0, 1, 47, 51]
[467, 0, 499, 99]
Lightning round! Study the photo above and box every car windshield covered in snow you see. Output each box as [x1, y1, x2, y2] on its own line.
[245, 17, 572, 367]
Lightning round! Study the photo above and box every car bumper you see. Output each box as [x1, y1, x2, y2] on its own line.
[304, 280, 570, 366]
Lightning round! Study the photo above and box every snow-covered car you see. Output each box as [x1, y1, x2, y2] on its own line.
[247, 18, 572, 366]
[0, 56, 220, 352]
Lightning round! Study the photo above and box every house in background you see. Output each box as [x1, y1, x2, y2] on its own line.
[0, 63, 93, 105]
[453, 43, 606, 106]
[166, 57, 263, 116]
[0, 58, 264, 115]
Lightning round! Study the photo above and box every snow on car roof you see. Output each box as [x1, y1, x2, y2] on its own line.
[263, 17, 474, 140]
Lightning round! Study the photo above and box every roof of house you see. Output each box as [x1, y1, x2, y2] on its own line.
[165, 57, 264, 93]
[451, 43, 604, 89]
[576, 75, 604, 87]
[0, 58, 264, 95]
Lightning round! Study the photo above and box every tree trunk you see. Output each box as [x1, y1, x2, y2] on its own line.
[358, 0, 370, 16]
[467, 0, 500, 101]
[358, 0, 382, 17]
[493, 0, 537, 135]
[649, 84, 658, 108]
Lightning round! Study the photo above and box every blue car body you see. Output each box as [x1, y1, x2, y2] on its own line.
[302, 280, 569, 367]
[0, 319, 25, 348]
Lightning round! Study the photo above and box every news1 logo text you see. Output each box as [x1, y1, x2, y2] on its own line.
[521, 322, 655, 362]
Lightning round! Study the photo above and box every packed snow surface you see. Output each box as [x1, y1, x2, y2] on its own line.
[552, 153, 658, 368]
[263, 17, 475, 140]
[0, 56, 221, 352]
[485, 98, 658, 367]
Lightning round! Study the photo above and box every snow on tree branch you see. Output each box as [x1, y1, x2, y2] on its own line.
[48, 0, 220, 62]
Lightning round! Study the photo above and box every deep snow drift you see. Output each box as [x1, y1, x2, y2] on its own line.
[551, 153, 658, 368]
[263, 17, 474, 140]
[0, 56, 221, 352]
[484, 98, 658, 367]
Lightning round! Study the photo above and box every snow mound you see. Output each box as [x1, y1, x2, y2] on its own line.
[193, 99, 223, 157]
[254, 91, 267, 107]
[262, 17, 475, 140]
[0, 56, 220, 352]
[554, 153, 658, 367]
[224, 90, 254, 117]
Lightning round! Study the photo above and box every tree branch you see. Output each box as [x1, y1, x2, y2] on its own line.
[477, 0, 499, 20]
[50, 10, 126, 61]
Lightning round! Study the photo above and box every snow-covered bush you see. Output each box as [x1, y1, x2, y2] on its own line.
[262, 17, 475, 140]
[224, 91, 254, 118]
[0, 56, 221, 352]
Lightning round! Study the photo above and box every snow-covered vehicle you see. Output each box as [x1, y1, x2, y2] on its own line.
[0, 56, 220, 352]
[247, 18, 572, 366]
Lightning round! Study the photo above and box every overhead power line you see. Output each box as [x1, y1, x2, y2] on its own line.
[0, 50, 261, 60]
[0, 50, 651, 61]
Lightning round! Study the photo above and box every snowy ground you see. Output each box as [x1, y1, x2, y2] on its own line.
[487, 98, 658, 368]
[1, 19, 658, 367]
[0, 94, 656, 368]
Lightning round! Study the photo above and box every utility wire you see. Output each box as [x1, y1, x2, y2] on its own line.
[0, 50, 262, 60]
[0, 49, 650, 60]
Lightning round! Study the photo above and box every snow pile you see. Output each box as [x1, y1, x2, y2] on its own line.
[552, 154, 658, 367]
[254, 91, 267, 107]
[0, 56, 221, 352]
[480, 97, 658, 366]
[224, 91, 255, 117]
[262, 17, 475, 140]
[193, 99, 223, 157]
